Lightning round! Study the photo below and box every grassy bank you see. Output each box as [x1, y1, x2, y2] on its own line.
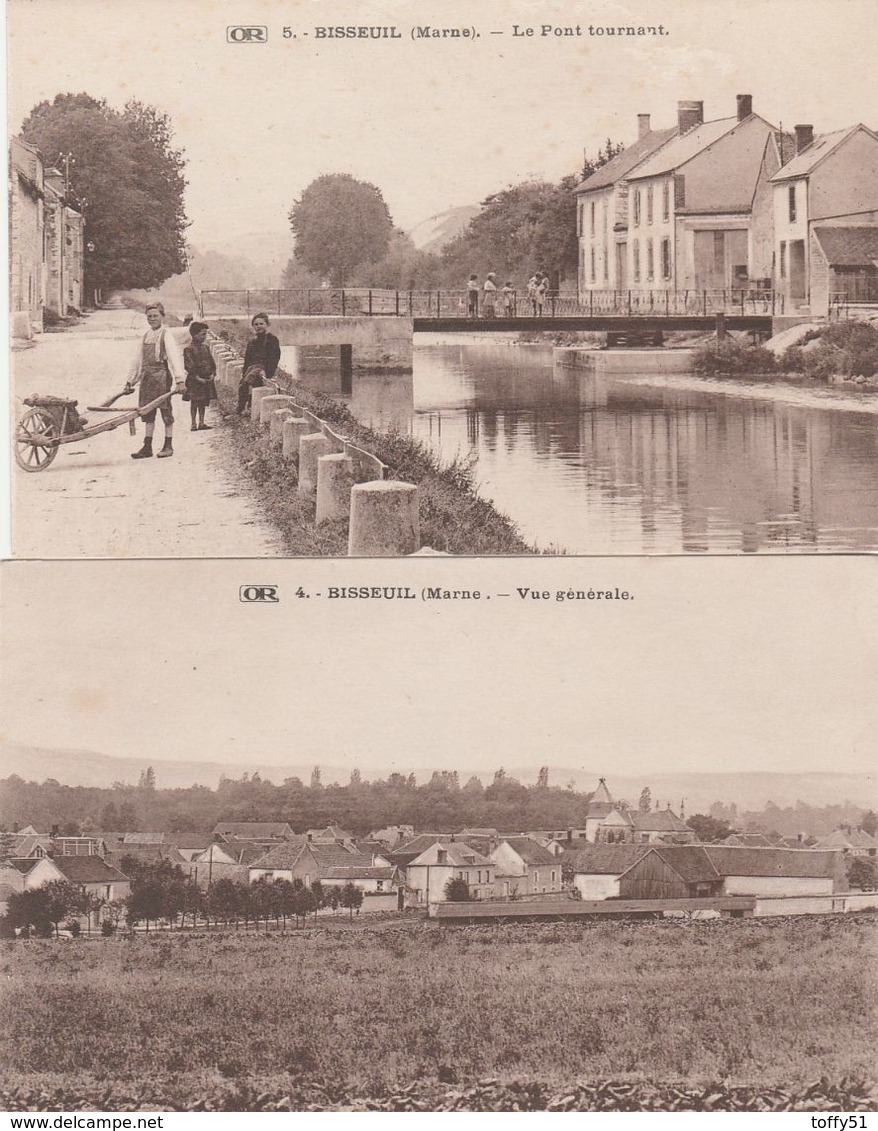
[694, 320, 878, 381]
[2, 915, 875, 1110]
[213, 326, 536, 556]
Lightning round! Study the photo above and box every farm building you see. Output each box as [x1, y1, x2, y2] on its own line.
[213, 821, 295, 842]
[617, 846, 845, 900]
[565, 844, 650, 899]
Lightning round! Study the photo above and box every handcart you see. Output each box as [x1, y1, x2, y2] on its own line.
[14, 388, 178, 472]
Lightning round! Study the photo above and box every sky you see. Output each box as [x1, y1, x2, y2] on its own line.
[6, 0, 878, 249]
[1, 558, 876, 778]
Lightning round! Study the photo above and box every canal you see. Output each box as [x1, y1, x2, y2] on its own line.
[317, 338, 878, 554]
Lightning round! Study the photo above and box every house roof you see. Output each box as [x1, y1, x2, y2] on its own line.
[53, 856, 130, 884]
[409, 841, 494, 868]
[213, 822, 294, 839]
[122, 832, 166, 845]
[769, 125, 871, 182]
[722, 833, 775, 848]
[1, 834, 50, 858]
[496, 837, 558, 867]
[812, 227, 878, 267]
[565, 844, 650, 875]
[306, 825, 353, 841]
[5, 857, 44, 875]
[575, 128, 678, 193]
[625, 116, 741, 180]
[322, 865, 396, 881]
[459, 827, 499, 838]
[812, 828, 878, 851]
[632, 809, 692, 833]
[248, 839, 309, 869]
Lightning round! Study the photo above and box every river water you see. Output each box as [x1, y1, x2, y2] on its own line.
[333, 339, 878, 554]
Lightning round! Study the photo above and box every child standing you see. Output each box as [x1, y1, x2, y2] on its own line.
[466, 274, 480, 318]
[502, 281, 516, 317]
[183, 321, 217, 431]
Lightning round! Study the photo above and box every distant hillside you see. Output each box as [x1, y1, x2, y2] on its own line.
[1, 745, 875, 812]
[408, 205, 479, 254]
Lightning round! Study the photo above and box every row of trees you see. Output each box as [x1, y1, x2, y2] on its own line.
[3, 770, 874, 843]
[0, 862, 367, 939]
[285, 143, 625, 292]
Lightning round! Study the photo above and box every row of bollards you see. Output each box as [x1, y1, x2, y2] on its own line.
[208, 337, 421, 555]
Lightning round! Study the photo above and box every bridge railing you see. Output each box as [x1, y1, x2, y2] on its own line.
[200, 287, 783, 319]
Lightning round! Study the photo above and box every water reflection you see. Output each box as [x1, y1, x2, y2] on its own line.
[338, 340, 878, 553]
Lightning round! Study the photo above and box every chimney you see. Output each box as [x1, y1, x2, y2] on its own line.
[736, 94, 753, 121]
[637, 113, 651, 139]
[795, 124, 814, 155]
[677, 100, 704, 135]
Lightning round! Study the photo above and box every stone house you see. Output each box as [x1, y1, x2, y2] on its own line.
[43, 166, 84, 316]
[811, 827, 878, 857]
[406, 841, 495, 907]
[631, 807, 697, 844]
[489, 837, 561, 898]
[248, 840, 396, 894]
[576, 96, 782, 296]
[9, 136, 46, 335]
[0, 856, 66, 896]
[769, 123, 878, 314]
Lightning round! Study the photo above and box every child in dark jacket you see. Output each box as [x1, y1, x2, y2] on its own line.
[183, 321, 217, 431]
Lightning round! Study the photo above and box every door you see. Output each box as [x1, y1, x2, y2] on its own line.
[616, 242, 627, 289]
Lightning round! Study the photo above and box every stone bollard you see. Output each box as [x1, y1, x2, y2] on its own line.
[259, 394, 297, 427]
[281, 417, 311, 461]
[298, 434, 333, 497]
[227, 362, 244, 396]
[316, 453, 355, 524]
[348, 481, 420, 556]
[269, 408, 295, 446]
[249, 385, 273, 422]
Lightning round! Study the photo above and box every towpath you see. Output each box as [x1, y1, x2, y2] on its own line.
[11, 309, 283, 558]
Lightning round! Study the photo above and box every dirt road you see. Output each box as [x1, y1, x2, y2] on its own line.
[11, 309, 283, 558]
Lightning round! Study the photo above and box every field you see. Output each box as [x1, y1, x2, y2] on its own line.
[1, 914, 876, 1111]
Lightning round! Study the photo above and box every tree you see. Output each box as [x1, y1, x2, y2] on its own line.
[310, 766, 322, 790]
[444, 876, 470, 902]
[289, 174, 394, 286]
[536, 767, 549, 789]
[846, 857, 876, 891]
[639, 787, 652, 814]
[338, 882, 364, 920]
[20, 93, 188, 297]
[861, 810, 878, 837]
[139, 766, 156, 791]
[686, 814, 733, 843]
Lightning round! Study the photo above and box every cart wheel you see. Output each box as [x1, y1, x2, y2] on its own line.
[15, 407, 60, 472]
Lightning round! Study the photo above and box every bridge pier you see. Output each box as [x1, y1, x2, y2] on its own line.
[213, 316, 413, 374]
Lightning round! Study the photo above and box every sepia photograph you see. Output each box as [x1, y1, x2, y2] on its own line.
[0, 556, 876, 1114]
[6, 0, 878, 558]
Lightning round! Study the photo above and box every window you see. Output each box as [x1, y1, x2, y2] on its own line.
[780, 242, 787, 279]
[647, 185, 654, 224]
[534, 871, 539, 886]
[633, 189, 641, 226]
[551, 871, 557, 884]
[603, 243, 609, 283]
[376, 879, 383, 891]
[661, 237, 672, 280]
[633, 239, 640, 282]
[646, 239, 654, 280]
[590, 200, 596, 236]
[590, 247, 596, 282]
[788, 185, 797, 223]
[662, 181, 670, 221]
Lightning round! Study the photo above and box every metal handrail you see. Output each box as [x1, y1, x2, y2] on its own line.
[200, 287, 784, 320]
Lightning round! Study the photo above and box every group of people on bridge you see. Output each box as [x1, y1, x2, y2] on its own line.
[465, 271, 551, 318]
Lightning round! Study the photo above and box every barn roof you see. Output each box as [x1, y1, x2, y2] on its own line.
[248, 839, 309, 869]
[565, 844, 650, 875]
[213, 822, 294, 839]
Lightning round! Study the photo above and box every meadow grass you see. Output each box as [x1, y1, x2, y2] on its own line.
[2, 915, 875, 1103]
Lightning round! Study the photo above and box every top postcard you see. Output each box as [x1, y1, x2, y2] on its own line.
[7, 0, 878, 558]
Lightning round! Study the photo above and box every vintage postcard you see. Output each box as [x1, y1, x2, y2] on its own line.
[2, 0, 877, 1121]
[0, 554, 876, 1116]
[6, 0, 878, 558]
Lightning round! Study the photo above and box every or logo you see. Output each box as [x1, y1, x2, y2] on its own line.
[227, 25, 267, 42]
[240, 585, 280, 603]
